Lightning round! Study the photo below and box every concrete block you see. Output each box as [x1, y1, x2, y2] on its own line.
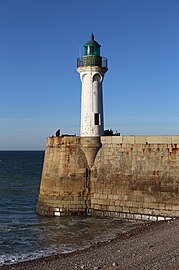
[119, 212, 127, 219]
[110, 212, 118, 217]
[114, 200, 120, 206]
[126, 213, 135, 219]
[109, 199, 115, 206]
[101, 136, 112, 144]
[129, 207, 138, 213]
[158, 203, 165, 209]
[171, 136, 179, 143]
[53, 207, 59, 212]
[103, 211, 111, 217]
[122, 206, 130, 212]
[93, 193, 100, 199]
[91, 198, 98, 204]
[99, 204, 106, 211]
[142, 214, 150, 220]
[136, 195, 145, 202]
[134, 136, 148, 144]
[120, 195, 128, 200]
[54, 212, 61, 216]
[93, 204, 99, 210]
[103, 189, 111, 194]
[165, 204, 173, 210]
[143, 208, 152, 215]
[98, 199, 109, 205]
[146, 136, 172, 144]
[144, 196, 156, 203]
[133, 214, 142, 220]
[111, 136, 122, 144]
[149, 216, 157, 221]
[108, 205, 116, 211]
[122, 136, 135, 144]
[157, 216, 165, 221]
[125, 201, 133, 207]
[99, 194, 108, 199]
[174, 210, 179, 217]
[115, 206, 123, 212]
[171, 205, 179, 211]
[108, 194, 114, 200]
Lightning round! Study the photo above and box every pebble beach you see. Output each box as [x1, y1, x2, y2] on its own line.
[1, 219, 179, 270]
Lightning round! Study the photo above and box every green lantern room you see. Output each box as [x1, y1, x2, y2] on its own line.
[77, 34, 108, 69]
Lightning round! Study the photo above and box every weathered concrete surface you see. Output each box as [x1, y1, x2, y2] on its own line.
[37, 136, 179, 219]
[37, 136, 88, 216]
[92, 136, 179, 219]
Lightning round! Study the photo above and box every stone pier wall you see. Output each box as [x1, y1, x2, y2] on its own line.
[37, 135, 179, 220]
[37, 136, 88, 216]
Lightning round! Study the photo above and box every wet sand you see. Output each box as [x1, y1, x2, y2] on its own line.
[1, 219, 179, 270]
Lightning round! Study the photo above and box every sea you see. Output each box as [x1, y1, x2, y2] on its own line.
[0, 151, 144, 266]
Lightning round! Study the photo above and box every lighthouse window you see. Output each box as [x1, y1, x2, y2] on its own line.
[94, 113, 100, 125]
[87, 46, 90, 55]
[84, 47, 87, 55]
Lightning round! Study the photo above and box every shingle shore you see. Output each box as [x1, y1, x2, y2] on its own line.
[1, 219, 179, 270]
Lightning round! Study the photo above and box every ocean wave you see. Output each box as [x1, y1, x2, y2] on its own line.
[0, 243, 83, 266]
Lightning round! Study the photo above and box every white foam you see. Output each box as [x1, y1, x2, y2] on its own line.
[0, 248, 58, 266]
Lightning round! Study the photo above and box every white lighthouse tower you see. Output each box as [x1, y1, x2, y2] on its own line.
[77, 34, 108, 136]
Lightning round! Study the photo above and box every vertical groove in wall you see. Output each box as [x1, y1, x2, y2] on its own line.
[84, 167, 91, 214]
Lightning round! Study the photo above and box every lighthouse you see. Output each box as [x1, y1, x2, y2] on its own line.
[77, 34, 108, 136]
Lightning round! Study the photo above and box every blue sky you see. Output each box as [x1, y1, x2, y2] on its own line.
[0, 0, 179, 150]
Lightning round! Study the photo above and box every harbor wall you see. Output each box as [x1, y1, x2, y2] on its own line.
[37, 135, 179, 220]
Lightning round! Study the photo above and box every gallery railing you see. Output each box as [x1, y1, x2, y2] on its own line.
[77, 56, 108, 68]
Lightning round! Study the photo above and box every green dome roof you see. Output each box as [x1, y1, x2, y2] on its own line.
[84, 34, 101, 47]
[83, 34, 101, 57]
